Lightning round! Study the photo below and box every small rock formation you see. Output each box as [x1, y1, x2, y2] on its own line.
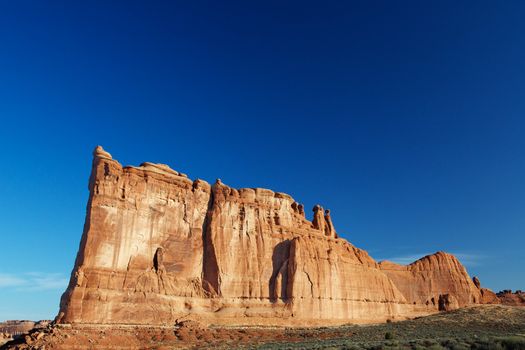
[480, 288, 501, 304]
[57, 146, 494, 327]
[472, 276, 501, 304]
[496, 290, 525, 306]
[298, 203, 305, 217]
[324, 209, 336, 238]
[312, 204, 326, 233]
[93, 145, 112, 159]
[0, 320, 49, 344]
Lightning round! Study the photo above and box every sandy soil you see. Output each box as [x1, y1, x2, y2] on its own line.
[2, 305, 524, 349]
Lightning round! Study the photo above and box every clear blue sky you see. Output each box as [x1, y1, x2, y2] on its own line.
[1, 1, 524, 321]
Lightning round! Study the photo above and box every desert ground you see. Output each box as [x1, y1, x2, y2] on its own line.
[2, 305, 524, 350]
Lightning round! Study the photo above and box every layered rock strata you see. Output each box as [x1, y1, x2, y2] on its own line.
[58, 146, 488, 326]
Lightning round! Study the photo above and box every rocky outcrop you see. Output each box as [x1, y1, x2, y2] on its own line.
[473, 276, 481, 289]
[0, 320, 50, 346]
[496, 290, 525, 306]
[57, 146, 489, 326]
[471, 276, 501, 304]
[379, 253, 482, 307]
[0, 321, 37, 338]
[480, 288, 501, 304]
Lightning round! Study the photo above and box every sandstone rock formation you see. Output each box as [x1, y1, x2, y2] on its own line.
[378, 253, 482, 307]
[57, 146, 490, 326]
[473, 276, 481, 289]
[0, 320, 49, 346]
[471, 276, 501, 304]
[0, 321, 36, 339]
[496, 290, 525, 306]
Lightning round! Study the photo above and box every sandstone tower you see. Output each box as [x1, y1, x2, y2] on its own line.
[57, 146, 484, 326]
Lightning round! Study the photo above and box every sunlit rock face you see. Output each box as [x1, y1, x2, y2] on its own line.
[57, 146, 487, 326]
[379, 252, 483, 308]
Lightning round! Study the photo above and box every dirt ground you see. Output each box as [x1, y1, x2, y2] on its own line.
[2, 305, 524, 350]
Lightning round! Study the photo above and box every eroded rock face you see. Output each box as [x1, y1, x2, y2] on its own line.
[58, 146, 488, 326]
[379, 252, 482, 307]
[472, 276, 501, 305]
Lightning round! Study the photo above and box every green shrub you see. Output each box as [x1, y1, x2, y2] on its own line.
[469, 339, 504, 350]
[498, 336, 525, 350]
[385, 332, 395, 340]
[427, 344, 446, 350]
[423, 340, 438, 347]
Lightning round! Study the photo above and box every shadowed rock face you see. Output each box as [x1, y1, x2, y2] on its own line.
[57, 146, 488, 326]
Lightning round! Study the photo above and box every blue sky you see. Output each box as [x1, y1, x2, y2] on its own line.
[1, 1, 524, 321]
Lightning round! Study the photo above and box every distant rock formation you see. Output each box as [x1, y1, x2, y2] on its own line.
[57, 146, 495, 326]
[0, 320, 49, 342]
[496, 290, 525, 306]
[0, 321, 36, 339]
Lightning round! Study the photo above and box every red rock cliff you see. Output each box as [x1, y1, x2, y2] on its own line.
[57, 147, 485, 326]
